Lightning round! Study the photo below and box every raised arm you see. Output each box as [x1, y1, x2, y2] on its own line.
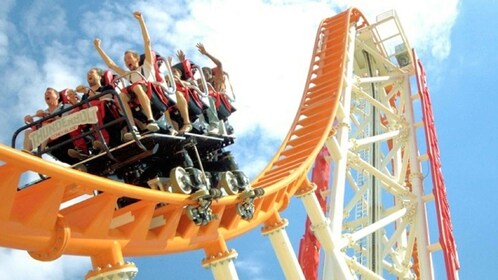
[196, 43, 223, 72]
[133, 11, 153, 65]
[93, 38, 127, 77]
[197, 43, 225, 92]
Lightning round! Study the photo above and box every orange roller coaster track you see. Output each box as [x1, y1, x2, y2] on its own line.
[0, 8, 458, 280]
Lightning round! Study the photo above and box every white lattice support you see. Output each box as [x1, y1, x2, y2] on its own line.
[402, 74, 435, 280]
[357, 75, 405, 84]
[352, 130, 401, 149]
[296, 184, 354, 280]
[347, 207, 407, 247]
[346, 255, 385, 280]
[352, 84, 402, 122]
[323, 24, 357, 280]
[347, 151, 416, 199]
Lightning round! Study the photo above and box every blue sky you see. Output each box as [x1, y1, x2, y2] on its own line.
[0, 0, 495, 279]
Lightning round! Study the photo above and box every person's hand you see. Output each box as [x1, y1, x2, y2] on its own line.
[35, 110, 46, 118]
[133, 11, 142, 20]
[75, 85, 87, 93]
[66, 89, 80, 104]
[94, 38, 101, 49]
[196, 42, 207, 55]
[176, 50, 186, 61]
[24, 115, 33, 124]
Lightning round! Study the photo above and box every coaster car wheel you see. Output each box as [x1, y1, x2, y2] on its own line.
[231, 170, 250, 191]
[217, 171, 238, 195]
[170, 166, 192, 194]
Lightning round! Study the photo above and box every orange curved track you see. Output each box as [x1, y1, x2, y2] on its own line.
[0, 8, 364, 276]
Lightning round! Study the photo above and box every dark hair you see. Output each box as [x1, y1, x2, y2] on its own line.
[46, 87, 61, 104]
[202, 66, 212, 75]
[172, 61, 198, 80]
[172, 63, 184, 76]
[89, 67, 105, 85]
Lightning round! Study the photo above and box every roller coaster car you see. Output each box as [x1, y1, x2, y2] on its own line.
[78, 131, 248, 195]
[12, 90, 263, 225]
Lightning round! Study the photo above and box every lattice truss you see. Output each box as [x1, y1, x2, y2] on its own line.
[324, 12, 433, 279]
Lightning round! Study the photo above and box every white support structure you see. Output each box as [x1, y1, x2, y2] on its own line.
[322, 23, 356, 279]
[318, 10, 437, 280]
[296, 185, 354, 280]
[202, 250, 240, 280]
[323, 23, 357, 280]
[86, 265, 138, 280]
[208, 261, 239, 280]
[401, 74, 435, 280]
[262, 218, 306, 280]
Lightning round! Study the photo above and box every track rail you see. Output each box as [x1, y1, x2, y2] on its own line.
[0, 8, 365, 277]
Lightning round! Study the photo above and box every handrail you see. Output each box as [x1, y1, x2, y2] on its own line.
[11, 89, 139, 154]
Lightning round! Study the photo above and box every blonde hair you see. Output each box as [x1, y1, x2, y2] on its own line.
[90, 67, 104, 77]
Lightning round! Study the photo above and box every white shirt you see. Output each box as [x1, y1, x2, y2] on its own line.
[128, 60, 156, 83]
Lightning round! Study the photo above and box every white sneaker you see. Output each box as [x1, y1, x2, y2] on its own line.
[207, 123, 219, 135]
[124, 126, 141, 141]
[146, 121, 160, 132]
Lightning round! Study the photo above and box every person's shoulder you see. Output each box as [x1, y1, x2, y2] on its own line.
[142, 59, 154, 68]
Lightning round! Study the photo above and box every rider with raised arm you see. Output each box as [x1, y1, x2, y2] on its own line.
[164, 50, 196, 135]
[93, 11, 159, 140]
[196, 43, 227, 135]
[196, 43, 226, 93]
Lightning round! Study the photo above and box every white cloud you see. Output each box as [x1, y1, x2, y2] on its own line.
[0, 0, 15, 63]
[23, 0, 70, 49]
[0, 56, 45, 145]
[41, 43, 84, 90]
[0, 31, 8, 63]
[0, 248, 90, 280]
[171, 0, 339, 139]
[235, 257, 266, 279]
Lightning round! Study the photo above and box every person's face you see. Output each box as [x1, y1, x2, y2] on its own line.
[164, 74, 172, 87]
[124, 53, 139, 70]
[172, 68, 182, 79]
[87, 69, 101, 87]
[66, 90, 80, 105]
[197, 78, 205, 91]
[202, 68, 212, 81]
[44, 89, 59, 106]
